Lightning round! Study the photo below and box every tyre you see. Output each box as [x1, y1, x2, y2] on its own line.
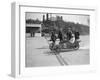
[74, 42, 79, 50]
[55, 45, 60, 54]
[49, 43, 54, 51]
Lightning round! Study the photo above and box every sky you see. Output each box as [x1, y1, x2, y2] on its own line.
[26, 12, 90, 26]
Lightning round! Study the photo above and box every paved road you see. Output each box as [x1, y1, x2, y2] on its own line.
[25, 36, 89, 67]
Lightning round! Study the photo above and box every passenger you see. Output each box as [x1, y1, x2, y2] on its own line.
[69, 33, 75, 43]
[63, 33, 67, 42]
[74, 31, 80, 41]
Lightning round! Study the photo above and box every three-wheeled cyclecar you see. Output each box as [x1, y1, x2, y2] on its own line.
[49, 34, 81, 53]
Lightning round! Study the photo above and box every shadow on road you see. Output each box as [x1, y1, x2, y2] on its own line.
[43, 51, 57, 55]
[36, 46, 49, 49]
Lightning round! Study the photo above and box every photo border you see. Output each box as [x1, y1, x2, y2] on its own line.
[11, 2, 96, 78]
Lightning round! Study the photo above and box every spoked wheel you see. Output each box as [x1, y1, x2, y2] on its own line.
[54, 45, 60, 54]
[74, 42, 79, 50]
[49, 43, 54, 51]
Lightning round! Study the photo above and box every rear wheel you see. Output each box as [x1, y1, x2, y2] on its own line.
[74, 42, 79, 50]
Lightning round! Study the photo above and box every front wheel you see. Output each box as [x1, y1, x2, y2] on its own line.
[49, 43, 54, 51]
[54, 45, 60, 54]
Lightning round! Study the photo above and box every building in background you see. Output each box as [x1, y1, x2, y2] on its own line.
[26, 24, 41, 37]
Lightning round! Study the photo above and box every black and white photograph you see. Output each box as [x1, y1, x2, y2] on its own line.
[25, 12, 90, 67]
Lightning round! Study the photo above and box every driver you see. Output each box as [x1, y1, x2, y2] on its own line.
[50, 31, 57, 43]
[58, 30, 63, 42]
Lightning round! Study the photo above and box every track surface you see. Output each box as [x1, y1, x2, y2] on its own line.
[26, 35, 89, 67]
[45, 36, 68, 66]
